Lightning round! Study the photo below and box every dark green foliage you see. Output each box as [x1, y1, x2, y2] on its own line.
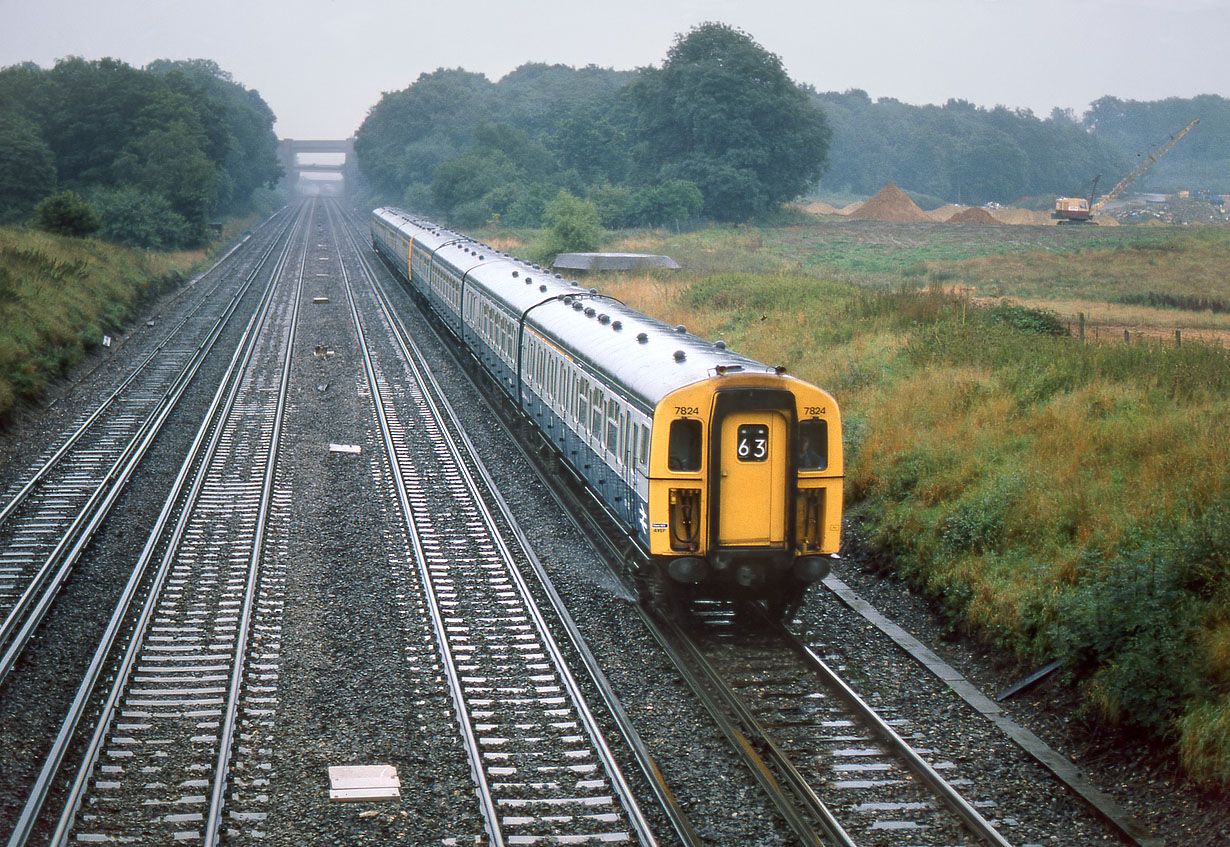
[940, 480, 1019, 555]
[541, 190, 603, 258]
[1085, 95, 1230, 193]
[628, 23, 830, 220]
[355, 26, 824, 227]
[0, 57, 281, 246]
[1119, 291, 1228, 314]
[90, 187, 192, 248]
[1049, 505, 1228, 732]
[0, 112, 57, 223]
[987, 303, 1067, 335]
[815, 91, 1130, 204]
[35, 190, 100, 237]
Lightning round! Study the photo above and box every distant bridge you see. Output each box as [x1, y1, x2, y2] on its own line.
[277, 138, 357, 196]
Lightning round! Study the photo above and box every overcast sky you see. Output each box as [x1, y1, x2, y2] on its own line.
[3, 0, 1227, 139]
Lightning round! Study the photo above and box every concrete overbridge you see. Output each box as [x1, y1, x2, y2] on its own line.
[278, 138, 356, 196]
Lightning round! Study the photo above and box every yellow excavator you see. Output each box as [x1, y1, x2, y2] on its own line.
[1053, 118, 1200, 223]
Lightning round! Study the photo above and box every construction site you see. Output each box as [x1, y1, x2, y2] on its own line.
[806, 118, 1227, 227]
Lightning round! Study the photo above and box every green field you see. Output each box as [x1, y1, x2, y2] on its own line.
[530, 217, 1230, 788]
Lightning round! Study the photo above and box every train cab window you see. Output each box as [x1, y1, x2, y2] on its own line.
[797, 419, 829, 471]
[668, 419, 703, 472]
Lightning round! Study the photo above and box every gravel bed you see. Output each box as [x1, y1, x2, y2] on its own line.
[4, 211, 1224, 845]
[252, 254, 482, 844]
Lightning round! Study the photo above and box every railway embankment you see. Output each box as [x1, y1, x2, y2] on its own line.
[0, 227, 205, 423]
[593, 220, 1230, 798]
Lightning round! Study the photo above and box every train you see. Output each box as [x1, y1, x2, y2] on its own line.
[370, 207, 843, 615]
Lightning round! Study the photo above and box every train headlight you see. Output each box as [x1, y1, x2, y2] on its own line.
[793, 555, 831, 583]
[667, 556, 708, 584]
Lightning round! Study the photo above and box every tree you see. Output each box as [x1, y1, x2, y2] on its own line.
[628, 23, 831, 220]
[0, 113, 56, 223]
[35, 190, 99, 237]
[542, 189, 602, 257]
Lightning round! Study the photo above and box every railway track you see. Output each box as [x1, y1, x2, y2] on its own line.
[648, 604, 1013, 846]
[0, 206, 297, 687]
[328, 201, 674, 845]
[8, 201, 311, 845]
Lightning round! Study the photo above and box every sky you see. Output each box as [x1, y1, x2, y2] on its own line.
[2, 0, 1228, 140]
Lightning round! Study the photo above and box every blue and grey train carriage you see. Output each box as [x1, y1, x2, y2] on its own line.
[371, 207, 843, 614]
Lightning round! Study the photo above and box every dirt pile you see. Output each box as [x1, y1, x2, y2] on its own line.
[948, 206, 1001, 224]
[989, 208, 1055, 226]
[798, 200, 841, 216]
[839, 201, 863, 215]
[847, 183, 932, 222]
[929, 204, 966, 221]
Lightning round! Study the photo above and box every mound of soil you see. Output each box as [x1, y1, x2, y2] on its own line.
[839, 201, 863, 215]
[929, 204, 966, 221]
[989, 208, 1055, 226]
[948, 206, 1001, 224]
[798, 200, 842, 215]
[848, 183, 932, 222]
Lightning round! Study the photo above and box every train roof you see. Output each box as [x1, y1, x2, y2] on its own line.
[373, 207, 778, 409]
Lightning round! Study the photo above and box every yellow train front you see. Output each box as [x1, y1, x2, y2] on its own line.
[645, 371, 842, 612]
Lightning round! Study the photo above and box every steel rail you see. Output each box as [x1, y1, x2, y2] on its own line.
[201, 200, 308, 847]
[5, 203, 307, 847]
[0, 208, 287, 528]
[342, 205, 700, 846]
[765, 613, 1015, 847]
[0, 209, 297, 686]
[335, 201, 660, 846]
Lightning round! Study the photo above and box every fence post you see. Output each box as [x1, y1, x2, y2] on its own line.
[1175, 329, 1182, 347]
[1124, 329, 1131, 344]
[1079, 312, 1085, 342]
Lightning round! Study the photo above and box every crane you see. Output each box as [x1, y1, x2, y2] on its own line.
[1053, 118, 1200, 222]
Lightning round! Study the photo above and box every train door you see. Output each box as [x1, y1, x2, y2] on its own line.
[717, 411, 788, 546]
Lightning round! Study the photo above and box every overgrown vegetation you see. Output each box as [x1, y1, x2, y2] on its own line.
[586, 221, 1230, 788]
[0, 227, 200, 419]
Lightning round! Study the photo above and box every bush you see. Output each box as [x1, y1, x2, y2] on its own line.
[541, 189, 602, 258]
[90, 187, 193, 249]
[1048, 504, 1228, 735]
[35, 191, 99, 237]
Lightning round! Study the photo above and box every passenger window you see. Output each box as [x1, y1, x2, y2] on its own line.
[578, 382, 589, 429]
[638, 425, 649, 466]
[668, 419, 703, 472]
[797, 419, 829, 471]
[591, 387, 604, 435]
[606, 399, 618, 453]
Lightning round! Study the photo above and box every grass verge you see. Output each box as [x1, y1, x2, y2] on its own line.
[0, 227, 204, 421]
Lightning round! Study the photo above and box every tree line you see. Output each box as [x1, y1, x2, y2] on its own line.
[357, 21, 1228, 227]
[0, 57, 282, 247]
[355, 23, 829, 230]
